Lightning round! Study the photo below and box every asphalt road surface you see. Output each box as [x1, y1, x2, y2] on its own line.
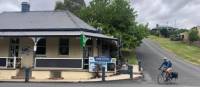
[0, 39, 200, 87]
[135, 39, 200, 86]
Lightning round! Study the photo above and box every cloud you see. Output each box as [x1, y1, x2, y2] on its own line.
[0, 0, 63, 13]
[0, 0, 20, 13]
[133, 0, 200, 29]
[30, 0, 63, 11]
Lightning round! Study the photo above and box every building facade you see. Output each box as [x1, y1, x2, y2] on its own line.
[0, 2, 118, 80]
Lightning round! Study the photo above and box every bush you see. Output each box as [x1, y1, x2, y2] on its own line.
[188, 29, 199, 43]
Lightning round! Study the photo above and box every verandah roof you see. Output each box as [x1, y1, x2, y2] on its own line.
[0, 31, 117, 40]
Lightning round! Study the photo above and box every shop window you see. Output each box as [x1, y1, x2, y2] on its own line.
[59, 38, 69, 55]
[36, 39, 46, 55]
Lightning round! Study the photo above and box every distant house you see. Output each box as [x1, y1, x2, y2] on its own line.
[180, 32, 189, 42]
[151, 24, 177, 37]
[180, 26, 200, 44]
[191, 26, 200, 35]
[180, 26, 200, 43]
[0, 2, 118, 80]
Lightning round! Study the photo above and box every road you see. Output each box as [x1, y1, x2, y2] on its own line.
[135, 39, 200, 86]
[0, 39, 200, 87]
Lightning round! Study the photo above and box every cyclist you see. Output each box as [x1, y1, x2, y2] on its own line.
[159, 57, 172, 81]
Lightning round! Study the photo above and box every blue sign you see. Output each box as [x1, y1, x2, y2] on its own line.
[94, 56, 111, 62]
[89, 56, 115, 72]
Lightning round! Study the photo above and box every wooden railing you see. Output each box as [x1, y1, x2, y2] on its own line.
[0, 57, 22, 69]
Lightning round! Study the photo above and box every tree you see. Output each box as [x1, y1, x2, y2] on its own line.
[55, 0, 149, 49]
[188, 29, 199, 43]
[55, 0, 85, 15]
[78, 0, 149, 48]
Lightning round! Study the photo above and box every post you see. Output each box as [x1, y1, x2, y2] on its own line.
[102, 67, 106, 81]
[32, 40, 37, 68]
[82, 47, 85, 69]
[138, 60, 141, 71]
[128, 65, 133, 79]
[24, 67, 30, 82]
[6, 58, 8, 68]
[13, 56, 16, 68]
[31, 37, 41, 68]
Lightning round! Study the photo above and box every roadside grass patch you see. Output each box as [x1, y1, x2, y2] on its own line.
[121, 49, 138, 64]
[148, 35, 200, 65]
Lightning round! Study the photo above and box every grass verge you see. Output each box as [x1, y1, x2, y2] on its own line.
[121, 49, 138, 64]
[148, 35, 200, 65]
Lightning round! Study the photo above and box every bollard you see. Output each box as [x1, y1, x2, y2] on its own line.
[128, 65, 133, 79]
[24, 67, 30, 82]
[138, 60, 141, 71]
[102, 67, 106, 81]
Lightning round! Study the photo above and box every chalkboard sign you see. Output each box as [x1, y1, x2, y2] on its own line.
[36, 59, 82, 68]
[107, 63, 115, 71]
[0, 58, 6, 66]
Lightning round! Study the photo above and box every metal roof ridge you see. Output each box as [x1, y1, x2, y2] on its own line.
[1, 10, 66, 13]
[65, 10, 82, 30]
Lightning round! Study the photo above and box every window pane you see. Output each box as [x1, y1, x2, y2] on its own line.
[59, 38, 69, 55]
[59, 47, 69, 55]
[37, 39, 46, 46]
[36, 39, 46, 55]
[36, 47, 46, 55]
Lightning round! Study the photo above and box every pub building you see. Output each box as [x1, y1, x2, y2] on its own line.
[0, 2, 118, 80]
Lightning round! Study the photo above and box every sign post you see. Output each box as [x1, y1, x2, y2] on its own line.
[102, 67, 106, 81]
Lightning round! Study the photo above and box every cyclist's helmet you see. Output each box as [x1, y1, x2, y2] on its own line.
[163, 57, 168, 61]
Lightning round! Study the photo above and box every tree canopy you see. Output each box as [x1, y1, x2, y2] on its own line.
[55, 0, 149, 49]
[55, 0, 85, 15]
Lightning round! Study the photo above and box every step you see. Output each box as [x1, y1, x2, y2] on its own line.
[11, 76, 35, 79]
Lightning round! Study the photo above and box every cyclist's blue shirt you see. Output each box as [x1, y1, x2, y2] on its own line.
[160, 61, 172, 68]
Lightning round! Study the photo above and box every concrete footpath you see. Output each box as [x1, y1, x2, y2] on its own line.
[0, 65, 143, 83]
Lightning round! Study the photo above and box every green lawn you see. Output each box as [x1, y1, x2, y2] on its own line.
[149, 35, 200, 65]
[122, 49, 138, 64]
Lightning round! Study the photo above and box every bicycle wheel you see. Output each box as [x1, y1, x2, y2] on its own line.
[157, 74, 165, 84]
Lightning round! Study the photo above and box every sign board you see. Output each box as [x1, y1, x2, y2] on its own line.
[36, 59, 82, 68]
[89, 56, 116, 72]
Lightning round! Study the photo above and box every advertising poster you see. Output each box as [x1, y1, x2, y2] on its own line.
[89, 56, 116, 72]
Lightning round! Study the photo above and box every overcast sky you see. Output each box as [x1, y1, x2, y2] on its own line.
[0, 0, 199, 29]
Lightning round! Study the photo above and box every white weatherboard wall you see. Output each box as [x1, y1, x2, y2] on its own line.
[0, 70, 17, 79]
[0, 38, 9, 57]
